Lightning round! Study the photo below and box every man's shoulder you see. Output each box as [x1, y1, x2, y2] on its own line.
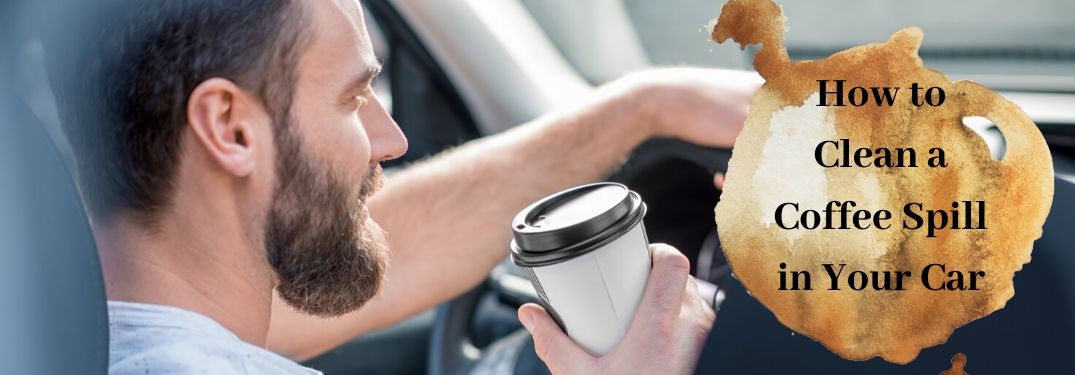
[107, 301, 319, 375]
[109, 333, 249, 374]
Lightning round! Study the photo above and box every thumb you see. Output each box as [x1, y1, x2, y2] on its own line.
[518, 303, 594, 371]
[635, 244, 690, 320]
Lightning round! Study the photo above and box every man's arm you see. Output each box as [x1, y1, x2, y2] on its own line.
[267, 68, 758, 360]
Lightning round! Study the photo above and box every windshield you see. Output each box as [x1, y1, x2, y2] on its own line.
[522, 0, 1075, 92]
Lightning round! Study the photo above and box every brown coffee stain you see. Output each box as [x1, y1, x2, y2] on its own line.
[710, 0, 1054, 364]
[939, 353, 969, 375]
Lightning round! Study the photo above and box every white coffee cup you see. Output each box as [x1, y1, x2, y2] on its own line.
[510, 182, 651, 356]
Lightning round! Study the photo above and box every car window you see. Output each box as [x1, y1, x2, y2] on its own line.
[523, 0, 1075, 92]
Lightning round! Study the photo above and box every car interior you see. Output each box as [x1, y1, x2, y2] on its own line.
[1, 0, 1072, 374]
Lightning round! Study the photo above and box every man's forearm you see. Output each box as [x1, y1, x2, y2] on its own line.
[267, 84, 659, 359]
[372, 87, 656, 311]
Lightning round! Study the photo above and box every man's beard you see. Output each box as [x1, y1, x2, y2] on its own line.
[265, 121, 389, 317]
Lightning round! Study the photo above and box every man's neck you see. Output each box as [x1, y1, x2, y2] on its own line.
[94, 202, 276, 346]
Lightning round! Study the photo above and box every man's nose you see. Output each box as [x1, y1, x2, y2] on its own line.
[364, 95, 408, 162]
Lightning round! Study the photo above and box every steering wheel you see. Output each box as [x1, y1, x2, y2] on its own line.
[428, 264, 549, 375]
[427, 280, 485, 375]
[428, 139, 733, 375]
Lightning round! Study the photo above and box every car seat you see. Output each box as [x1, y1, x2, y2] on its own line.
[0, 72, 109, 374]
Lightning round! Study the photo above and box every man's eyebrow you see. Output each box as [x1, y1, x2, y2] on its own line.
[342, 62, 383, 95]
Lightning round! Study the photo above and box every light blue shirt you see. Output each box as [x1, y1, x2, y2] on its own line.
[107, 301, 321, 374]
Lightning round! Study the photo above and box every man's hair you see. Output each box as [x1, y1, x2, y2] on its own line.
[47, 0, 309, 221]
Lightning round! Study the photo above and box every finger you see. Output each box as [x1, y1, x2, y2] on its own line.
[518, 304, 594, 371]
[713, 173, 725, 190]
[684, 276, 716, 323]
[684, 275, 702, 302]
[636, 244, 691, 321]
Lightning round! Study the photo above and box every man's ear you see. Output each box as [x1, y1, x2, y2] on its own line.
[186, 78, 262, 177]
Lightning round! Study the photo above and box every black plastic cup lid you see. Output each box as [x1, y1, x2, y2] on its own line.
[510, 183, 646, 267]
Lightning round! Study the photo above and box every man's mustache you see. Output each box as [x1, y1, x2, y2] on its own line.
[359, 164, 384, 202]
